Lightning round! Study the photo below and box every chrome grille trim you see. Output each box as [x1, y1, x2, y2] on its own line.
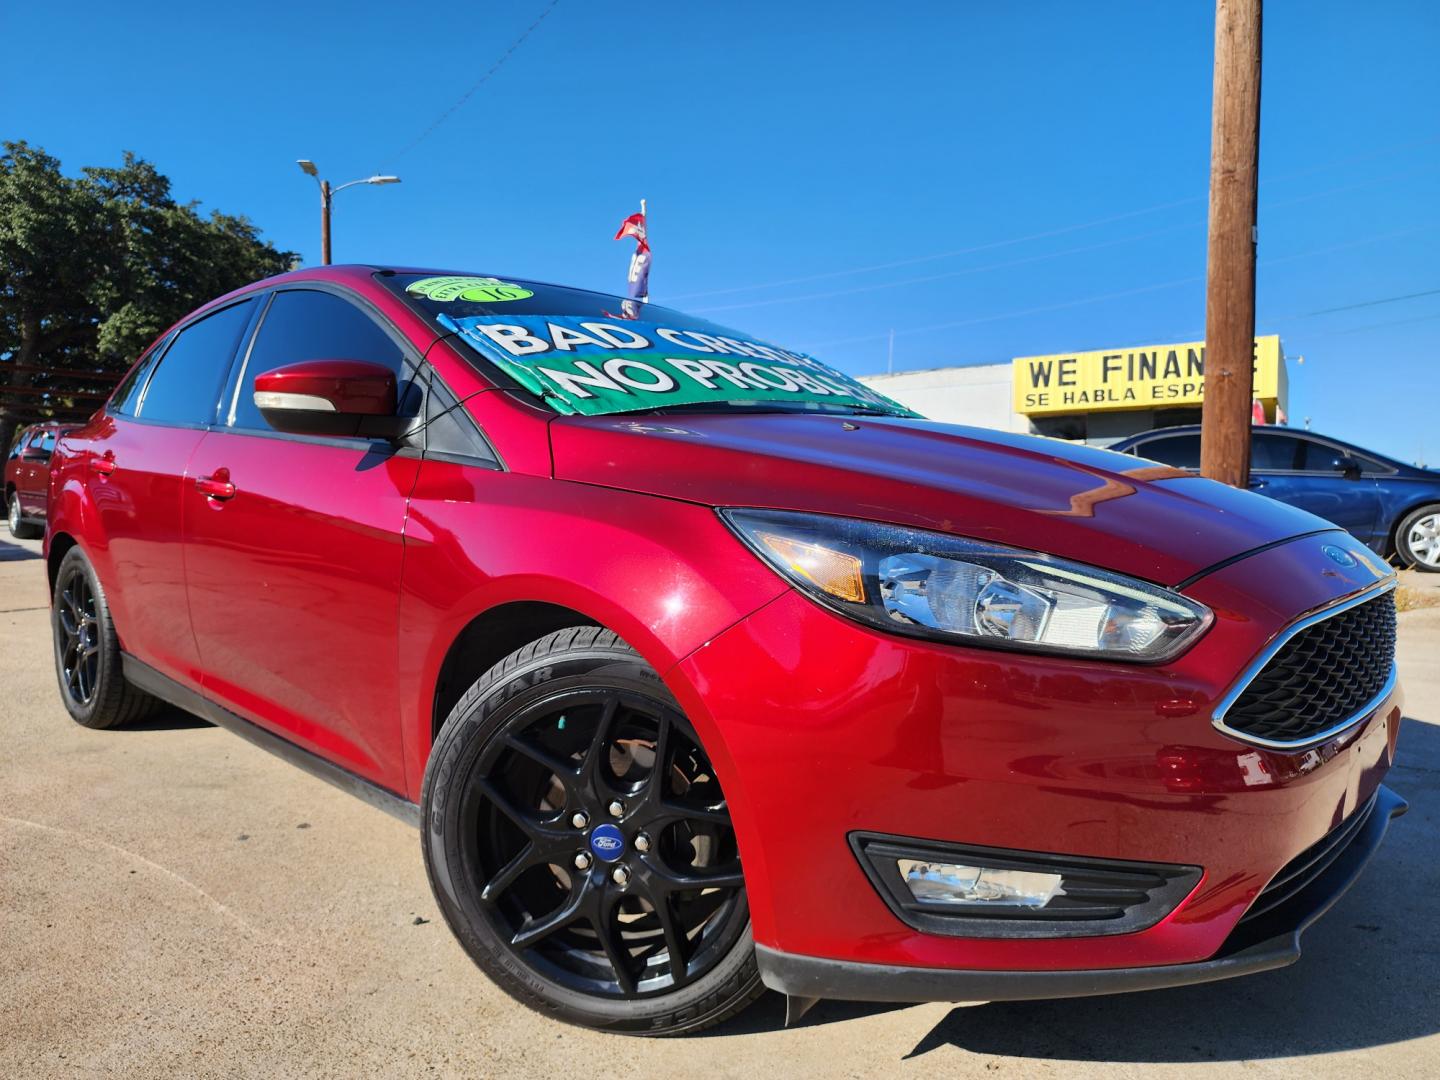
[1212, 579, 1398, 751]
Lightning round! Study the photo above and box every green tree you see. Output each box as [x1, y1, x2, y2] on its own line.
[0, 141, 295, 453]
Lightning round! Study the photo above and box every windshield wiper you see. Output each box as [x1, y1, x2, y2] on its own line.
[642, 401, 906, 419]
[643, 402, 825, 416]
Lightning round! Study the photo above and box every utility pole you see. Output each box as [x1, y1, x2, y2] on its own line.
[1199, 0, 1262, 488]
[320, 179, 332, 266]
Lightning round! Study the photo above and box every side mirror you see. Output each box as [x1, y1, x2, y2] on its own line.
[253, 359, 406, 438]
[1331, 455, 1362, 479]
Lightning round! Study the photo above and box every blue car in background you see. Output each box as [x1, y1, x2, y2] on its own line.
[1112, 425, 1440, 573]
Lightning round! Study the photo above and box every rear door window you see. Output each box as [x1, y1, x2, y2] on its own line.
[111, 336, 172, 417]
[1250, 432, 1306, 471]
[1134, 434, 1200, 469]
[1295, 438, 1391, 475]
[136, 300, 257, 426]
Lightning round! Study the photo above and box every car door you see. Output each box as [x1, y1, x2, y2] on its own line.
[182, 286, 424, 791]
[25, 429, 58, 516]
[9, 430, 40, 516]
[87, 297, 260, 687]
[1248, 431, 1382, 543]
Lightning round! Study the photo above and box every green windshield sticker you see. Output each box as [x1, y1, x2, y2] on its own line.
[406, 276, 535, 303]
[440, 313, 917, 418]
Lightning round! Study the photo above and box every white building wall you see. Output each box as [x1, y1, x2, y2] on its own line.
[858, 365, 1032, 433]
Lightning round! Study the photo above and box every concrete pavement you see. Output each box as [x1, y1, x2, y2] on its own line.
[2, 531, 1438, 1079]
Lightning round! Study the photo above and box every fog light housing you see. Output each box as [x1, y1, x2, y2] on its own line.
[899, 860, 1064, 908]
[852, 832, 1201, 939]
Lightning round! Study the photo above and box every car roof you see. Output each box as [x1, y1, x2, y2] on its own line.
[174, 264, 642, 340]
[1115, 424, 1414, 470]
[1118, 424, 1320, 441]
[235, 264, 635, 307]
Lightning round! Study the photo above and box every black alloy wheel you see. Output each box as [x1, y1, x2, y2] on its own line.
[470, 686, 745, 996]
[50, 546, 160, 729]
[422, 628, 764, 1035]
[55, 565, 100, 707]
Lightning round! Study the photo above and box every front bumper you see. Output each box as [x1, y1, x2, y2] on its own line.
[756, 785, 1407, 1002]
[669, 530, 1405, 976]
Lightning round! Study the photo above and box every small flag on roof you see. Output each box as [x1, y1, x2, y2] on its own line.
[614, 200, 650, 302]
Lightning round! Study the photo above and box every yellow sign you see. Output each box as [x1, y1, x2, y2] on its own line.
[1013, 335, 1283, 416]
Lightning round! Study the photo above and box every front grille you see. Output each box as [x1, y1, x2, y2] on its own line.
[1239, 792, 1377, 927]
[1217, 588, 1396, 748]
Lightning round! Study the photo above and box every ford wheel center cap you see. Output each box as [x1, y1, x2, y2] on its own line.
[589, 823, 626, 862]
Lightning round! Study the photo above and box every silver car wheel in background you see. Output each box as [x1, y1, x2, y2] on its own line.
[1409, 513, 1440, 567]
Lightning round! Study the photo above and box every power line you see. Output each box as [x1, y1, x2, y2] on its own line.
[1297, 286, 1440, 318]
[1304, 309, 1440, 339]
[385, 1, 562, 163]
[797, 222, 1440, 353]
[800, 275, 1204, 352]
[691, 162, 1439, 315]
[692, 221, 1203, 314]
[1150, 280, 1440, 345]
[669, 131, 1440, 303]
[668, 197, 1205, 302]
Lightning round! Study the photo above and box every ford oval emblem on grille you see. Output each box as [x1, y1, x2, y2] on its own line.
[589, 823, 626, 862]
[1322, 544, 1358, 568]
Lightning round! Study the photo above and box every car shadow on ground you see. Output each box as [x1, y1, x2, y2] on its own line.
[713, 716, 1440, 1063]
[0, 536, 42, 562]
[123, 704, 215, 731]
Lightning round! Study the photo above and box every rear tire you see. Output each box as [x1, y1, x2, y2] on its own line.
[1396, 504, 1440, 573]
[421, 627, 765, 1035]
[52, 546, 161, 728]
[7, 492, 41, 540]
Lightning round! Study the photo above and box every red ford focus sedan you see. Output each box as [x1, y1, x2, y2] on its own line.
[44, 266, 1405, 1035]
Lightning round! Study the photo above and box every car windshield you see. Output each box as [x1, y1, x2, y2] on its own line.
[379, 272, 915, 419]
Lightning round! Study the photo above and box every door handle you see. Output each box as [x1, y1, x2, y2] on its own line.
[195, 472, 236, 500]
[1248, 478, 1267, 490]
[91, 453, 116, 476]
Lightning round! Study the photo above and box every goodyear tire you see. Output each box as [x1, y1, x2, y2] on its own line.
[52, 546, 160, 729]
[421, 627, 765, 1035]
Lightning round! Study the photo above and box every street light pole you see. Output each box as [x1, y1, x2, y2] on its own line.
[296, 161, 400, 266]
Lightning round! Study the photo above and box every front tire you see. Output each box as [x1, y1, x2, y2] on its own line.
[1397, 504, 1440, 573]
[52, 546, 160, 728]
[421, 627, 764, 1035]
[7, 492, 41, 540]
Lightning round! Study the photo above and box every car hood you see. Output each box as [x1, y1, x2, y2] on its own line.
[548, 413, 1334, 586]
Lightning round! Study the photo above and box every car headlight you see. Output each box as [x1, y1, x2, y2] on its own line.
[720, 508, 1212, 662]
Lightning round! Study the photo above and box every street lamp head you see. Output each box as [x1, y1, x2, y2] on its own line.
[296, 159, 318, 177]
[368, 175, 401, 185]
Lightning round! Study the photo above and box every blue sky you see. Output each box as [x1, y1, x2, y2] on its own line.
[6, 1, 1438, 463]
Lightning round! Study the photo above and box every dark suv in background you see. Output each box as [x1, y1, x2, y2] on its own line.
[5, 422, 65, 539]
[1114, 425, 1440, 572]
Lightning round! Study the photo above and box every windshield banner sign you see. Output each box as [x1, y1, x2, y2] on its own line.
[441, 314, 910, 417]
